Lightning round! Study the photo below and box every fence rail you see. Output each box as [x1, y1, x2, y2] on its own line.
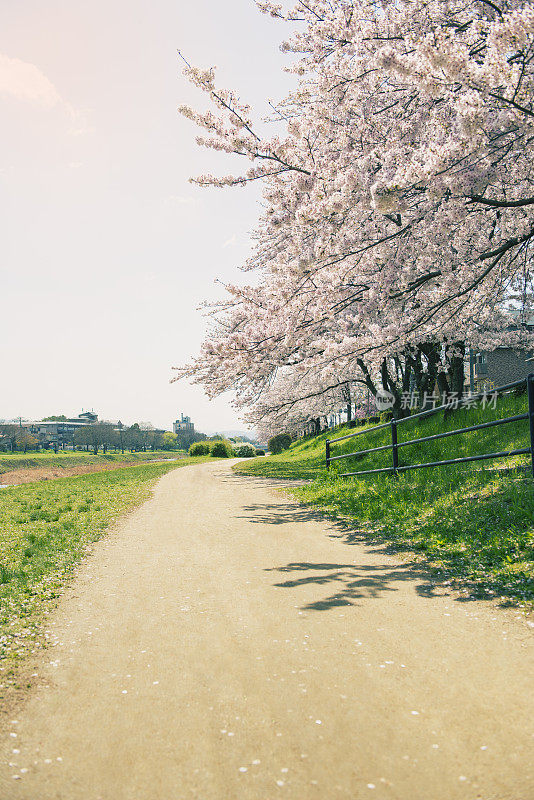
[325, 374, 534, 479]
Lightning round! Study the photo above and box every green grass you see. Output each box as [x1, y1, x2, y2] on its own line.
[0, 456, 213, 687]
[236, 390, 534, 606]
[238, 391, 530, 480]
[0, 450, 185, 475]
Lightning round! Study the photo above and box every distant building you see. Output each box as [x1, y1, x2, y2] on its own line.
[471, 347, 534, 389]
[78, 411, 98, 423]
[29, 411, 100, 449]
[470, 313, 534, 389]
[173, 414, 194, 434]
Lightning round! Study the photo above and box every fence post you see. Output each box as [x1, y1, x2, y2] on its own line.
[528, 374, 534, 479]
[326, 439, 330, 471]
[391, 416, 399, 476]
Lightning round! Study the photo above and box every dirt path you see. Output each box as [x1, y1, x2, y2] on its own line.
[1, 460, 532, 800]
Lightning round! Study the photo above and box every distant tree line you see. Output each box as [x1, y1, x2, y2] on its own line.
[0, 426, 39, 453]
[0, 422, 209, 455]
[74, 424, 209, 455]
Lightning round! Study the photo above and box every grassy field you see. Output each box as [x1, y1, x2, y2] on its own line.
[0, 456, 213, 691]
[0, 450, 185, 475]
[236, 390, 534, 606]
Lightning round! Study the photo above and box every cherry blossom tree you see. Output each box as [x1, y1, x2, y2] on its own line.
[175, 0, 534, 427]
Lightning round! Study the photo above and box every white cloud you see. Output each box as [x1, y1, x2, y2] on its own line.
[0, 53, 63, 108]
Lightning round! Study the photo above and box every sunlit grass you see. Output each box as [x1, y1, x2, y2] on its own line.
[235, 391, 534, 605]
[237, 391, 529, 480]
[294, 468, 534, 605]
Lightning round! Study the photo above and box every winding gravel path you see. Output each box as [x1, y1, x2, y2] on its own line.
[1, 460, 532, 799]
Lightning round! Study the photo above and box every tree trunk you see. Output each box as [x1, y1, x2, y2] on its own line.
[449, 342, 466, 398]
[416, 342, 441, 409]
[380, 359, 407, 417]
[357, 358, 378, 396]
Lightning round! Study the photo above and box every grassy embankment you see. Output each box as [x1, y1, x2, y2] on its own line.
[0, 450, 184, 476]
[0, 455, 213, 691]
[237, 391, 534, 606]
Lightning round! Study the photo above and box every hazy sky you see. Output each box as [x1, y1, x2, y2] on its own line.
[0, 0, 293, 433]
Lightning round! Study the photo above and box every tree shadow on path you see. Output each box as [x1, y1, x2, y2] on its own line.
[235, 502, 325, 525]
[265, 560, 438, 610]
[236, 501, 444, 610]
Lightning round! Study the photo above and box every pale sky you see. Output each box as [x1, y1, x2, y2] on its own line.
[0, 0, 293, 433]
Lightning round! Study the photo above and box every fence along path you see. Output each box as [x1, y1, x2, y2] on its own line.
[326, 374, 534, 479]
